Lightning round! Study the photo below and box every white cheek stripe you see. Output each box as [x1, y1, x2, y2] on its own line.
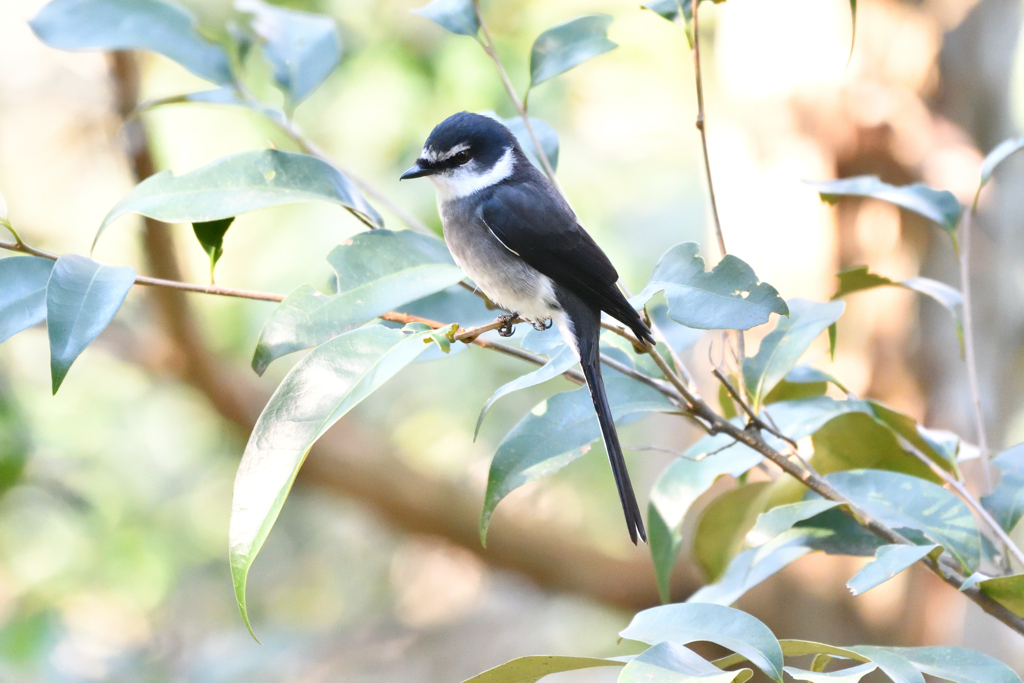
[430, 147, 515, 200]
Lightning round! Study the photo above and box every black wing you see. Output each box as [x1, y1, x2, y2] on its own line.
[477, 178, 653, 343]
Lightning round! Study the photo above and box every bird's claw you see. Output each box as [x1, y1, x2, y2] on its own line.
[496, 314, 518, 337]
[531, 318, 553, 332]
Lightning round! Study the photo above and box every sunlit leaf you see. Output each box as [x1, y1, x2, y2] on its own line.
[742, 299, 844, 410]
[481, 111, 560, 172]
[412, 0, 478, 37]
[693, 482, 771, 581]
[236, 0, 341, 105]
[230, 325, 432, 638]
[30, 0, 233, 84]
[810, 412, 940, 482]
[481, 373, 676, 544]
[460, 656, 620, 682]
[137, 86, 288, 126]
[746, 500, 841, 547]
[643, 0, 692, 24]
[852, 646, 1022, 683]
[96, 149, 382, 249]
[846, 543, 938, 596]
[475, 345, 577, 439]
[620, 642, 752, 682]
[648, 433, 764, 601]
[620, 603, 784, 682]
[975, 574, 1024, 618]
[866, 401, 959, 473]
[715, 641, 870, 671]
[252, 230, 463, 375]
[46, 255, 135, 394]
[810, 176, 961, 251]
[192, 217, 233, 283]
[981, 474, 1024, 533]
[978, 137, 1024, 200]
[634, 243, 788, 331]
[827, 470, 981, 572]
[529, 14, 617, 89]
[784, 664, 876, 682]
[0, 257, 55, 344]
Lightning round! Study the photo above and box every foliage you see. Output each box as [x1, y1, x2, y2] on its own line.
[2, 0, 1024, 678]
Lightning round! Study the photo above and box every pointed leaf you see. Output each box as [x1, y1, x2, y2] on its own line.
[648, 433, 764, 601]
[0, 257, 55, 344]
[846, 543, 938, 596]
[252, 230, 463, 374]
[46, 255, 135, 394]
[475, 345, 577, 438]
[461, 656, 619, 683]
[529, 14, 617, 88]
[97, 149, 382, 249]
[866, 401, 959, 473]
[412, 0, 478, 37]
[236, 0, 341, 105]
[30, 0, 232, 84]
[138, 86, 288, 126]
[784, 664, 876, 682]
[230, 325, 432, 637]
[981, 473, 1024, 532]
[693, 482, 772, 581]
[742, 299, 845, 410]
[620, 603, 785, 682]
[746, 500, 841, 547]
[620, 642, 752, 683]
[810, 177, 961, 250]
[481, 373, 676, 543]
[975, 574, 1024, 618]
[642, 0, 695, 47]
[827, 470, 981, 571]
[634, 243, 788, 331]
[854, 646, 1022, 683]
[847, 647, 924, 683]
[192, 217, 234, 283]
[481, 111, 560, 172]
[810, 412, 940, 482]
[979, 137, 1024, 194]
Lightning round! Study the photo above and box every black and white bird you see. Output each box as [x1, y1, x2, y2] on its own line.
[401, 112, 655, 544]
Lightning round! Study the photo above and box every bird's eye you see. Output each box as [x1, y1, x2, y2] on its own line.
[451, 150, 471, 165]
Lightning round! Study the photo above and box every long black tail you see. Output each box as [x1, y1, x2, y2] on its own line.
[559, 289, 647, 544]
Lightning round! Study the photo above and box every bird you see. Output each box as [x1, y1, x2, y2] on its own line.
[400, 111, 655, 544]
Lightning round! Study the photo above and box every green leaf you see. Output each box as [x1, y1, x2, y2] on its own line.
[853, 646, 1022, 683]
[866, 401, 959, 473]
[742, 299, 845, 411]
[475, 345, 577, 439]
[979, 137, 1024, 197]
[693, 482, 772, 581]
[648, 434, 764, 601]
[412, 0, 478, 37]
[810, 412, 940, 482]
[713, 641, 871, 672]
[642, 0, 695, 47]
[620, 642, 752, 683]
[236, 0, 341, 106]
[810, 177, 961, 251]
[784, 664, 876, 682]
[461, 657, 620, 683]
[230, 325, 432, 638]
[252, 230, 463, 375]
[846, 543, 938, 596]
[981, 474, 1024, 533]
[634, 243, 788, 331]
[831, 267, 963, 353]
[192, 217, 234, 283]
[137, 86, 288, 126]
[746, 500, 841, 547]
[975, 574, 1024, 617]
[620, 603, 785, 682]
[30, 0, 232, 84]
[827, 470, 981, 572]
[0, 257, 55, 344]
[481, 111, 560, 172]
[96, 149, 382, 249]
[847, 0, 857, 64]
[529, 14, 617, 89]
[481, 373, 676, 544]
[45, 255, 135, 394]
[689, 508, 882, 605]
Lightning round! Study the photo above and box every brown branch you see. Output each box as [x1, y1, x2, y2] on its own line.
[690, 1, 726, 258]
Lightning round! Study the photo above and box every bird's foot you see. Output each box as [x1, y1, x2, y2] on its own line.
[531, 318, 553, 332]
[496, 313, 518, 337]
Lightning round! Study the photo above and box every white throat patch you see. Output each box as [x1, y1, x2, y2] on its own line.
[430, 147, 515, 201]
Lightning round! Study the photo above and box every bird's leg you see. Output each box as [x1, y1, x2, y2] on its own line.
[531, 318, 553, 332]
[496, 313, 518, 337]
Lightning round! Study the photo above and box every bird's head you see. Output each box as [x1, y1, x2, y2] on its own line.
[401, 112, 520, 200]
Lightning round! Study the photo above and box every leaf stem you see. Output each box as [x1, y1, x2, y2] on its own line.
[471, 0, 563, 194]
[959, 206, 994, 494]
[0, 218, 24, 247]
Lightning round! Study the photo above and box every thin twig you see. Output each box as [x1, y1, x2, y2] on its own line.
[903, 437, 1024, 568]
[959, 207, 994, 494]
[712, 367, 800, 449]
[690, 0, 725, 258]
[471, 0, 563, 194]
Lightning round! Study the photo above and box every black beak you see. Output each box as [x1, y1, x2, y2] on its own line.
[400, 161, 434, 180]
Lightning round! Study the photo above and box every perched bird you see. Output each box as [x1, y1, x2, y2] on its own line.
[401, 112, 655, 544]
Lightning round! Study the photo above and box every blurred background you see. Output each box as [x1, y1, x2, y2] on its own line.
[1, 0, 1023, 679]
